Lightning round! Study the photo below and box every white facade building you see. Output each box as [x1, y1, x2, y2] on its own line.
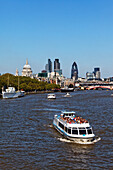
[22, 59, 33, 77]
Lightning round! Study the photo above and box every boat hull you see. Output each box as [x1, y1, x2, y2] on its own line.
[2, 91, 24, 99]
[61, 88, 74, 92]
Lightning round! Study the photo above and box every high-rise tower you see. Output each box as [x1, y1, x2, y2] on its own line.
[54, 59, 60, 71]
[45, 59, 52, 73]
[71, 62, 78, 80]
[54, 59, 62, 75]
[94, 67, 100, 79]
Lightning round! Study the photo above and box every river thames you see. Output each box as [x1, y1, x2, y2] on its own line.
[0, 90, 113, 169]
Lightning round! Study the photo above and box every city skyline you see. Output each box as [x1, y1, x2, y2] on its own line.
[0, 0, 113, 78]
[0, 57, 112, 79]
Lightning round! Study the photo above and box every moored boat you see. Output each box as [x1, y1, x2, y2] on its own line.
[61, 86, 74, 92]
[53, 111, 101, 144]
[2, 87, 24, 99]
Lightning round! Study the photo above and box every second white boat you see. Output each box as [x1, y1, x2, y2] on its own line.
[47, 94, 56, 99]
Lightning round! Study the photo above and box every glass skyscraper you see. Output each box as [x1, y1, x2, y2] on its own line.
[54, 59, 62, 75]
[71, 62, 78, 80]
[45, 59, 52, 73]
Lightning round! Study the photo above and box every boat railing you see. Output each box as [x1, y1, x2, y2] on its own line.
[58, 115, 88, 125]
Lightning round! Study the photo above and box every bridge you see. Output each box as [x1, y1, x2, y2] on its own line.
[86, 85, 113, 90]
[78, 82, 113, 90]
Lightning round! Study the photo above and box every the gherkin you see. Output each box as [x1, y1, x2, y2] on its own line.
[71, 62, 78, 80]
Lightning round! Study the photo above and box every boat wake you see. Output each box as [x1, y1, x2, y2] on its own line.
[57, 137, 101, 145]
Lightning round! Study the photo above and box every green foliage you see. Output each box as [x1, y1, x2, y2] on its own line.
[0, 73, 60, 92]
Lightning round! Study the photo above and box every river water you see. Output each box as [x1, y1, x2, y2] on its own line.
[0, 91, 113, 169]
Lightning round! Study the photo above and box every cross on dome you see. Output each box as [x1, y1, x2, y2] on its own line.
[26, 59, 28, 65]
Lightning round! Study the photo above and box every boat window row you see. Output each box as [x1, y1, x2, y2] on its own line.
[58, 122, 93, 135]
[63, 113, 74, 117]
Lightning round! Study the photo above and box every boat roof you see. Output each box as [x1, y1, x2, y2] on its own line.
[62, 111, 75, 114]
[48, 94, 55, 95]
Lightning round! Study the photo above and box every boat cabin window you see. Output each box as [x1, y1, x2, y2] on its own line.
[72, 128, 78, 135]
[59, 122, 64, 130]
[65, 127, 67, 132]
[68, 128, 71, 134]
[63, 113, 74, 117]
[86, 127, 92, 134]
[64, 114, 69, 117]
[79, 128, 86, 135]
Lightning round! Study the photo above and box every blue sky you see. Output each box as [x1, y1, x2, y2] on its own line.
[0, 0, 113, 78]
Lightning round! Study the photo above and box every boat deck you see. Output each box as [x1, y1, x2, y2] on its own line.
[58, 115, 88, 125]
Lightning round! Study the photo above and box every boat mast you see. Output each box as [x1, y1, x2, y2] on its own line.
[18, 76, 19, 91]
[7, 75, 9, 87]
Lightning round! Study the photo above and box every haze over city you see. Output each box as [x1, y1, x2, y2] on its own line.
[0, 0, 113, 78]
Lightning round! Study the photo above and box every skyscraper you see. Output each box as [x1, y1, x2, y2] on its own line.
[54, 59, 62, 75]
[71, 62, 78, 80]
[48, 59, 52, 73]
[54, 59, 60, 71]
[94, 67, 100, 79]
[45, 59, 52, 73]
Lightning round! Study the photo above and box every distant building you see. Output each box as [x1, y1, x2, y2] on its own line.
[54, 59, 60, 70]
[71, 62, 78, 80]
[94, 67, 100, 79]
[22, 59, 33, 77]
[86, 72, 95, 80]
[38, 70, 47, 78]
[54, 59, 62, 76]
[45, 59, 52, 73]
[104, 77, 113, 82]
[86, 67, 101, 80]
[64, 78, 75, 87]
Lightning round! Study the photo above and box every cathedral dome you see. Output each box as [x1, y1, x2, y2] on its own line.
[22, 59, 33, 77]
[23, 64, 31, 69]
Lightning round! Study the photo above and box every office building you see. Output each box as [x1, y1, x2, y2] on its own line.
[71, 62, 78, 80]
[45, 59, 52, 73]
[94, 67, 100, 79]
[54, 59, 62, 75]
[86, 67, 101, 80]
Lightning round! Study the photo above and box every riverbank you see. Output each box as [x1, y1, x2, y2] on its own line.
[24, 90, 55, 95]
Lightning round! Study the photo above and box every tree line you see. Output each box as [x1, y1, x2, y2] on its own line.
[0, 73, 60, 93]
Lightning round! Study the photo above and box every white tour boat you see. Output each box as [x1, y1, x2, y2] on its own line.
[53, 111, 101, 144]
[47, 94, 56, 99]
[64, 92, 72, 97]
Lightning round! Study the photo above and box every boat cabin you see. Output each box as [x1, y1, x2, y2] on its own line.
[58, 123, 93, 136]
[62, 112, 75, 118]
[47, 93, 56, 99]
[48, 94, 56, 97]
